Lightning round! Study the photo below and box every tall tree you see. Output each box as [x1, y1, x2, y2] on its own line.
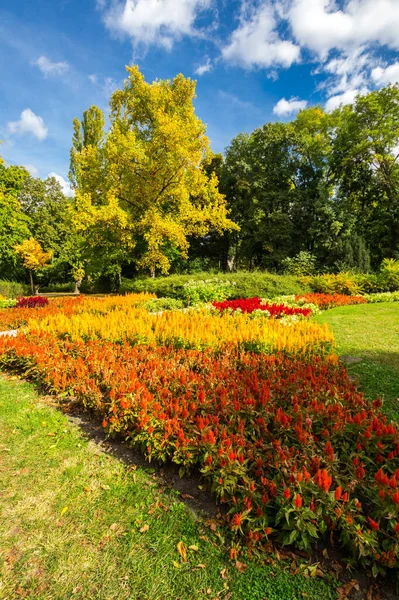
[0, 159, 30, 278]
[73, 65, 237, 276]
[69, 105, 105, 188]
[331, 85, 399, 265]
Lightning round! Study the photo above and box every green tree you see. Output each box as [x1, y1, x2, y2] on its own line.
[0, 159, 30, 278]
[73, 65, 237, 277]
[330, 85, 399, 266]
[69, 105, 105, 188]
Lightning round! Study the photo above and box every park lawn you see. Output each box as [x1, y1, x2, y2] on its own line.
[0, 374, 337, 600]
[315, 302, 399, 421]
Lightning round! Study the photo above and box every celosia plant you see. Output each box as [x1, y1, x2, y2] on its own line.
[0, 329, 398, 577]
[295, 293, 367, 310]
[213, 297, 312, 317]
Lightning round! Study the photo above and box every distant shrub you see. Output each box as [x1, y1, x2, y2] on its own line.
[364, 291, 399, 303]
[0, 281, 28, 299]
[144, 297, 184, 312]
[181, 278, 235, 305]
[0, 299, 17, 308]
[282, 251, 317, 276]
[378, 259, 399, 292]
[121, 271, 310, 300]
[302, 272, 363, 295]
[16, 296, 49, 308]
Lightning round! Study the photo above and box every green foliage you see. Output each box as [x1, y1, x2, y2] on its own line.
[303, 272, 364, 295]
[120, 272, 310, 300]
[144, 297, 184, 312]
[379, 258, 399, 291]
[282, 251, 317, 276]
[0, 298, 17, 308]
[364, 291, 399, 303]
[180, 278, 235, 305]
[0, 280, 28, 298]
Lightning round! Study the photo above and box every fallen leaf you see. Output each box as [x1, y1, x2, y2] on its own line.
[196, 564, 206, 569]
[100, 484, 110, 490]
[337, 580, 360, 600]
[229, 548, 238, 560]
[172, 561, 180, 569]
[181, 493, 194, 500]
[220, 568, 227, 579]
[109, 523, 119, 532]
[235, 560, 247, 573]
[189, 545, 199, 552]
[60, 506, 69, 517]
[84, 487, 91, 493]
[177, 541, 187, 561]
[48, 432, 56, 437]
[140, 524, 149, 533]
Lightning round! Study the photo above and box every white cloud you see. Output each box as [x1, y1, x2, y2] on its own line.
[273, 97, 308, 115]
[32, 55, 69, 77]
[24, 164, 39, 177]
[325, 88, 368, 112]
[47, 173, 74, 197]
[195, 57, 212, 76]
[288, 0, 399, 57]
[100, 0, 212, 49]
[222, 2, 300, 69]
[322, 48, 370, 95]
[8, 109, 48, 141]
[371, 62, 399, 86]
[88, 74, 98, 84]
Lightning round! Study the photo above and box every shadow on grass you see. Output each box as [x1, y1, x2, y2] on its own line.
[340, 351, 399, 421]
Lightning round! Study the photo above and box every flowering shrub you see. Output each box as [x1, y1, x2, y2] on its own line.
[181, 278, 236, 305]
[0, 331, 398, 576]
[364, 291, 399, 304]
[213, 297, 312, 318]
[16, 296, 49, 308]
[295, 293, 367, 310]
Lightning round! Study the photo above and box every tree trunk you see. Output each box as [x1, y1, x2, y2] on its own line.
[29, 271, 34, 295]
[151, 267, 155, 279]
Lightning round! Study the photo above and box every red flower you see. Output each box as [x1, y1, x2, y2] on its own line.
[335, 486, 342, 501]
[392, 491, 399, 504]
[231, 513, 242, 529]
[394, 523, 399, 534]
[367, 517, 379, 531]
[283, 488, 291, 499]
[294, 494, 302, 508]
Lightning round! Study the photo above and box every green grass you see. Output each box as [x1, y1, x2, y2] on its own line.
[0, 374, 337, 600]
[315, 302, 399, 421]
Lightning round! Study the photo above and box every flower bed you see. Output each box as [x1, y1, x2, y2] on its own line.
[295, 293, 367, 310]
[212, 297, 312, 318]
[16, 296, 49, 308]
[0, 330, 398, 575]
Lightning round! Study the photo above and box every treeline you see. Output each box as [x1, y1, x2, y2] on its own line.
[196, 85, 399, 274]
[1, 66, 399, 292]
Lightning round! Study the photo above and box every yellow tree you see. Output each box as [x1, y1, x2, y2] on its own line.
[73, 65, 238, 276]
[15, 238, 52, 294]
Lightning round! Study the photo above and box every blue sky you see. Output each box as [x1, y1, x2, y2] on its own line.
[1, 0, 399, 196]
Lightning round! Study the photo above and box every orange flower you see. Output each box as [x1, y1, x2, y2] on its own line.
[334, 486, 342, 501]
[294, 494, 302, 509]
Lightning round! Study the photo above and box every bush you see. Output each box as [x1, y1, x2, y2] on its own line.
[0, 299, 17, 308]
[0, 281, 28, 298]
[121, 272, 310, 300]
[282, 251, 317, 276]
[302, 273, 363, 295]
[16, 296, 49, 308]
[180, 278, 235, 305]
[364, 291, 399, 303]
[144, 297, 184, 312]
[379, 259, 399, 292]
